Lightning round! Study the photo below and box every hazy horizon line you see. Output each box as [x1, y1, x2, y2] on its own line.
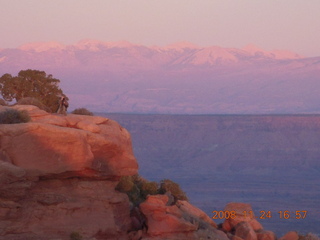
[0, 39, 310, 57]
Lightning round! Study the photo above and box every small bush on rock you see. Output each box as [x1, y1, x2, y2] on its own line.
[159, 179, 188, 202]
[116, 176, 135, 192]
[0, 109, 30, 124]
[116, 174, 188, 206]
[71, 108, 94, 116]
[116, 175, 144, 205]
[139, 181, 159, 199]
[128, 185, 142, 204]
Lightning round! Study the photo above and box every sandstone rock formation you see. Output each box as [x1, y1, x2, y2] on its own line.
[0, 105, 137, 240]
[0, 105, 229, 240]
[138, 194, 227, 240]
[0, 105, 137, 179]
[257, 230, 277, 240]
[0, 105, 309, 240]
[222, 202, 263, 232]
[279, 231, 300, 240]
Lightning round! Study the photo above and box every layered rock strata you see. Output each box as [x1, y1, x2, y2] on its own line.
[0, 105, 137, 240]
[0, 105, 307, 240]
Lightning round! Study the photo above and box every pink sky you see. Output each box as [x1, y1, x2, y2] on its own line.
[0, 0, 319, 57]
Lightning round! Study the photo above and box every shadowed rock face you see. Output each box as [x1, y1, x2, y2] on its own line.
[0, 105, 137, 239]
[0, 179, 131, 240]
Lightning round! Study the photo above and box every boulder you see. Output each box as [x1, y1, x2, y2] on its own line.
[0, 105, 138, 179]
[235, 221, 257, 240]
[222, 202, 263, 232]
[232, 235, 245, 240]
[257, 230, 276, 240]
[176, 200, 217, 228]
[279, 231, 299, 240]
[139, 195, 228, 240]
[139, 195, 197, 236]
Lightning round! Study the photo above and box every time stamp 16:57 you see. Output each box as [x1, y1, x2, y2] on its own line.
[212, 210, 308, 220]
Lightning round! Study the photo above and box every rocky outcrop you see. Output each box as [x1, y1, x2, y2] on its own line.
[138, 194, 227, 240]
[0, 105, 137, 179]
[0, 105, 308, 240]
[222, 202, 263, 232]
[0, 105, 137, 240]
[279, 231, 300, 240]
[257, 230, 277, 240]
[0, 105, 229, 240]
[1, 179, 131, 240]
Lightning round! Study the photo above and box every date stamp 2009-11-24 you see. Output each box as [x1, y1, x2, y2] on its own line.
[212, 210, 308, 220]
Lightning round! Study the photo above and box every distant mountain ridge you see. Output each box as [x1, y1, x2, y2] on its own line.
[15, 40, 303, 62]
[0, 40, 319, 114]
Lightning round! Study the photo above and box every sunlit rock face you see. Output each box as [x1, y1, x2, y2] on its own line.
[0, 106, 307, 239]
[138, 194, 228, 240]
[0, 105, 138, 240]
[0, 105, 138, 179]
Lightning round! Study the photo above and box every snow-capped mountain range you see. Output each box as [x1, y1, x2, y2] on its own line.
[0, 40, 319, 114]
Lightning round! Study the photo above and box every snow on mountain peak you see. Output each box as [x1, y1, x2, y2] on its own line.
[242, 44, 264, 53]
[75, 39, 136, 51]
[14, 40, 302, 60]
[242, 44, 302, 59]
[189, 46, 238, 65]
[74, 39, 107, 51]
[270, 49, 302, 59]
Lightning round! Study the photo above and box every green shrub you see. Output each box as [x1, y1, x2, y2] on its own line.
[128, 184, 143, 204]
[116, 176, 135, 192]
[0, 109, 30, 124]
[116, 175, 188, 205]
[71, 108, 94, 116]
[159, 179, 188, 202]
[17, 97, 50, 112]
[116, 176, 143, 205]
[139, 181, 159, 199]
[70, 231, 83, 240]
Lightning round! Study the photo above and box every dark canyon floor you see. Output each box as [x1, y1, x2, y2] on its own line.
[101, 113, 320, 236]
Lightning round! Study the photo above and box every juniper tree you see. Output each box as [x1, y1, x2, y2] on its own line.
[0, 69, 68, 112]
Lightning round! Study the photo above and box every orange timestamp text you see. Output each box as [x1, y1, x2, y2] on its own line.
[212, 210, 307, 220]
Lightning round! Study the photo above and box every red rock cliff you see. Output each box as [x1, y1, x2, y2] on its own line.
[0, 105, 138, 240]
[0, 106, 297, 240]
